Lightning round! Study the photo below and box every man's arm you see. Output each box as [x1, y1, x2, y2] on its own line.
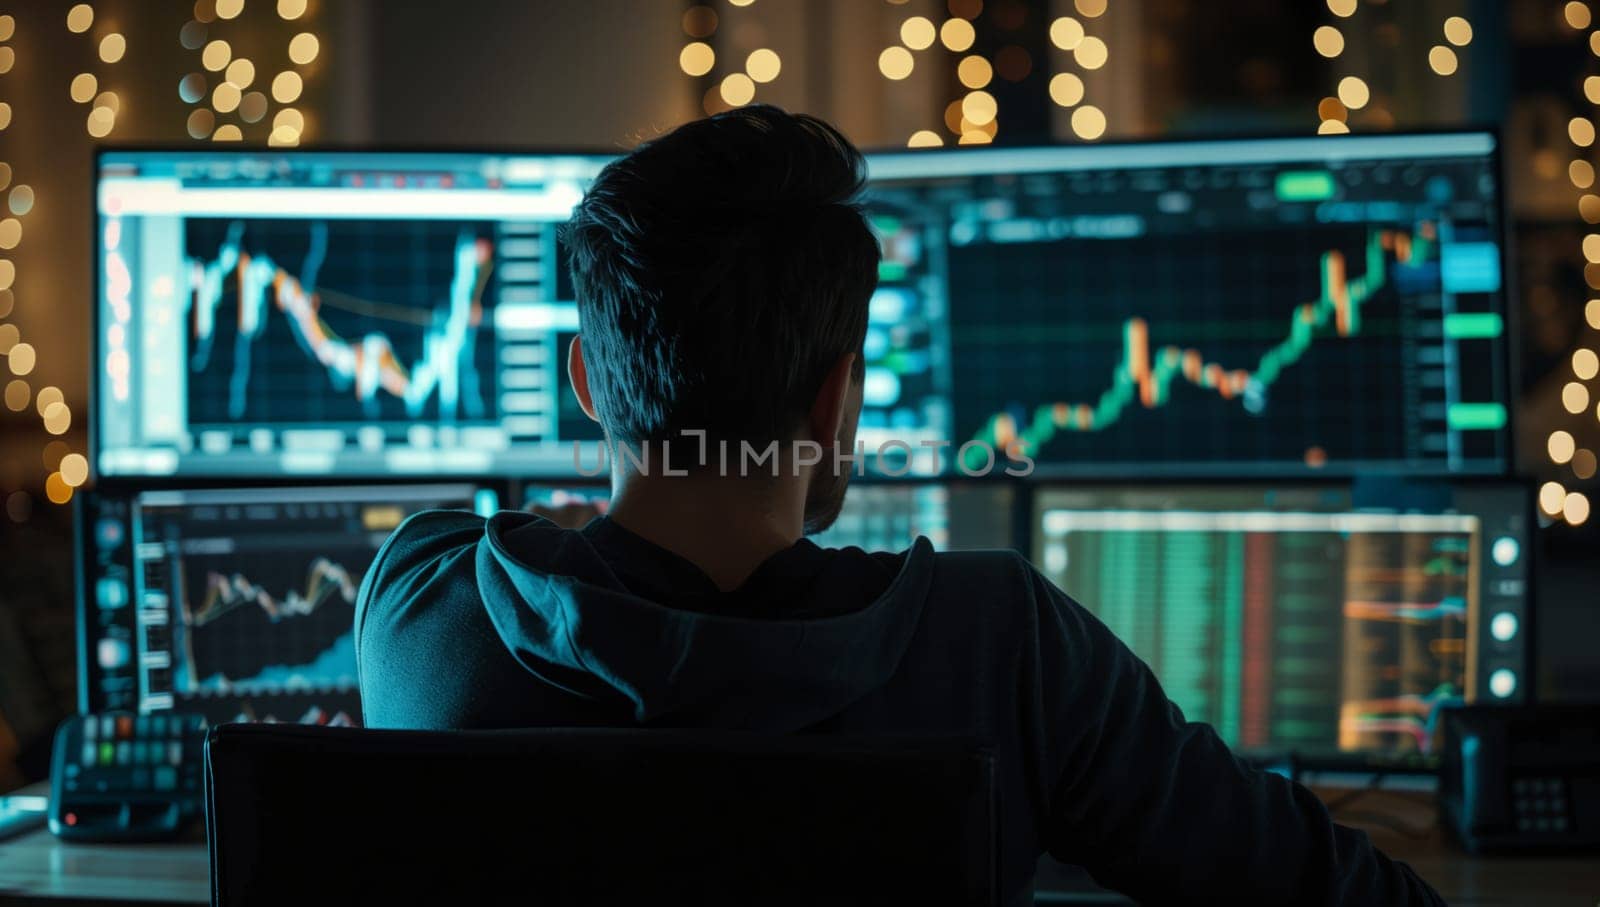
[1023, 564, 1446, 905]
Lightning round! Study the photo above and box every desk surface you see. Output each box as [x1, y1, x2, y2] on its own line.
[0, 786, 1596, 905]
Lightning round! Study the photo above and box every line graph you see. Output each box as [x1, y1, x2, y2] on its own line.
[185, 219, 497, 425]
[961, 226, 1431, 469]
[174, 551, 364, 694]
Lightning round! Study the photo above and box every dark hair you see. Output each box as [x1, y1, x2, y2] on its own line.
[561, 105, 880, 449]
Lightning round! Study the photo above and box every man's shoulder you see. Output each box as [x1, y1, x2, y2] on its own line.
[357, 509, 485, 624]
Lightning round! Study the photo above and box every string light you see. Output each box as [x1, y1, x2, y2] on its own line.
[1575, 160, 1596, 188]
[288, 32, 318, 65]
[720, 72, 755, 106]
[1443, 16, 1473, 46]
[940, 18, 975, 52]
[71, 72, 98, 103]
[225, 57, 255, 88]
[1550, 429, 1577, 463]
[1049, 17, 1084, 51]
[745, 48, 780, 83]
[66, 4, 94, 33]
[1564, 381, 1591, 413]
[1074, 0, 1106, 17]
[1540, 480, 1567, 515]
[271, 70, 303, 103]
[1049, 72, 1085, 107]
[1337, 76, 1369, 110]
[1575, 348, 1599, 379]
[1074, 35, 1108, 70]
[679, 42, 714, 76]
[1565, 491, 1591, 525]
[901, 16, 935, 50]
[216, 0, 245, 20]
[907, 130, 943, 148]
[1327, 0, 1356, 16]
[1573, 116, 1596, 147]
[1429, 45, 1458, 76]
[1566, 1, 1592, 30]
[1071, 105, 1107, 140]
[878, 46, 914, 80]
[98, 33, 125, 63]
[958, 55, 992, 89]
[1313, 26, 1344, 58]
[202, 39, 230, 70]
[278, 0, 306, 19]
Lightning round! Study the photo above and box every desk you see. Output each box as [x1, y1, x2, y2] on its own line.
[0, 787, 1595, 905]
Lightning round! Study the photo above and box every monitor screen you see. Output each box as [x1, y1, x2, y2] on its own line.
[867, 132, 1510, 477]
[1031, 481, 1529, 760]
[77, 483, 497, 723]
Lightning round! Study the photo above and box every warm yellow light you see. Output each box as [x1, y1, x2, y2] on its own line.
[958, 55, 992, 89]
[268, 125, 300, 146]
[0, 290, 10, 319]
[60, 453, 89, 487]
[274, 107, 303, 132]
[0, 323, 16, 352]
[1574, 117, 1597, 148]
[1327, 0, 1356, 16]
[2, 379, 26, 412]
[1049, 16, 1084, 51]
[1540, 480, 1568, 515]
[746, 48, 780, 83]
[728, 0, 754, 6]
[272, 70, 303, 103]
[0, 48, 13, 75]
[1337, 76, 1369, 110]
[961, 90, 997, 126]
[213, 82, 241, 113]
[8, 341, 35, 375]
[87, 107, 114, 138]
[216, 0, 245, 19]
[1574, 160, 1596, 188]
[0, 15, 12, 41]
[907, 130, 943, 148]
[0, 103, 10, 131]
[186, 108, 215, 139]
[34, 385, 62, 417]
[1584, 195, 1600, 223]
[212, 124, 243, 141]
[226, 57, 255, 88]
[940, 18, 975, 52]
[878, 46, 914, 80]
[1074, 0, 1107, 17]
[202, 39, 231, 71]
[289, 32, 320, 65]
[0, 219, 20, 250]
[70, 73, 98, 104]
[901, 16, 936, 50]
[1589, 299, 1600, 329]
[1049, 72, 1085, 107]
[66, 4, 94, 33]
[1592, 30, 1600, 55]
[1565, 491, 1591, 526]
[1071, 104, 1107, 140]
[1313, 26, 1344, 58]
[1576, 348, 1600, 379]
[99, 33, 126, 64]
[1550, 429, 1578, 463]
[1075, 35, 1108, 69]
[1566, 1, 1592, 29]
[278, 0, 306, 18]
[1429, 45, 1458, 76]
[1318, 97, 1347, 122]
[958, 130, 993, 146]
[1443, 16, 1473, 46]
[679, 42, 715, 76]
[1318, 119, 1351, 135]
[0, 260, 11, 290]
[45, 473, 72, 506]
[720, 72, 755, 106]
[1564, 381, 1591, 413]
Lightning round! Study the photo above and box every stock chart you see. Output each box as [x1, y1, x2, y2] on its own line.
[1032, 483, 1528, 759]
[184, 218, 499, 427]
[867, 133, 1510, 477]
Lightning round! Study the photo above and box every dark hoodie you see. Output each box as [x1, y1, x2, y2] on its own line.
[355, 510, 1445, 906]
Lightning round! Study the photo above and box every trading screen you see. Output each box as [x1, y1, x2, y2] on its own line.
[1032, 482, 1529, 759]
[97, 134, 1508, 480]
[867, 133, 1510, 477]
[77, 484, 496, 723]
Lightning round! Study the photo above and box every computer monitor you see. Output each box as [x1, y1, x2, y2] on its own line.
[77, 483, 498, 723]
[867, 131, 1511, 477]
[1031, 481, 1530, 762]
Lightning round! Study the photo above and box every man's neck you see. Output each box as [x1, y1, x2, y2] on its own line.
[605, 470, 807, 592]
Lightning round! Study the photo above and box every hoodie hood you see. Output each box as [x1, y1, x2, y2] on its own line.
[473, 512, 936, 731]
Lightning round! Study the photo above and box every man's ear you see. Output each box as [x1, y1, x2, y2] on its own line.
[809, 353, 857, 444]
[568, 335, 600, 422]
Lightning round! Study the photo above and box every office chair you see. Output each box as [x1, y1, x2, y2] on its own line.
[205, 724, 999, 906]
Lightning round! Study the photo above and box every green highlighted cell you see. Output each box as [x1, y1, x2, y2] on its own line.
[1448, 402, 1508, 430]
[1443, 312, 1504, 339]
[1275, 170, 1336, 201]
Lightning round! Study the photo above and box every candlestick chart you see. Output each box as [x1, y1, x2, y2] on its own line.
[184, 218, 499, 426]
[951, 222, 1463, 474]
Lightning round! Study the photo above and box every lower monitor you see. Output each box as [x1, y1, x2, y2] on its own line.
[77, 483, 497, 724]
[1031, 482, 1530, 762]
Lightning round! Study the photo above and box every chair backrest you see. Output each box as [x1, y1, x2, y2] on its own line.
[205, 723, 999, 906]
